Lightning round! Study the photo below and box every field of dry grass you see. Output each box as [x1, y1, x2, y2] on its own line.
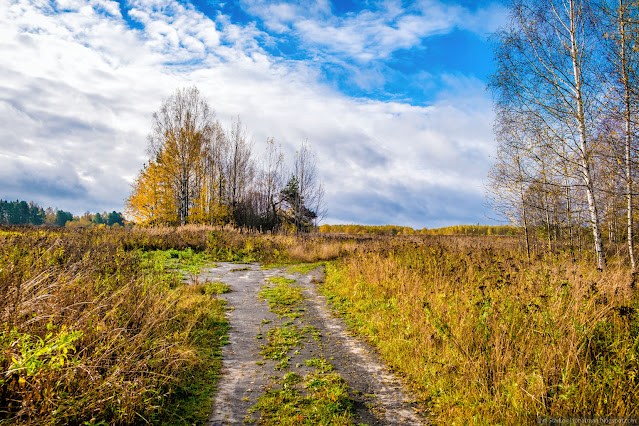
[319, 235, 639, 424]
[2, 226, 637, 424]
[0, 225, 355, 425]
[0, 226, 230, 425]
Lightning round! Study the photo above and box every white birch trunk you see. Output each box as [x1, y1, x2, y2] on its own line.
[569, 0, 605, 269]
[619, 0, 637, 269]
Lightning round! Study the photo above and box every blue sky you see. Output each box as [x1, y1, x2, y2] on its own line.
[0, 0, 506, 228]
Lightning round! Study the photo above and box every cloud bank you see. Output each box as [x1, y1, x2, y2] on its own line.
[0, 0, 500, 227]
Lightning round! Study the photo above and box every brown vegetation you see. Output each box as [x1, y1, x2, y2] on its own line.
[0, 226, 227, 425]
[320, 235, 639, 423]
[3, 225, 637, 424]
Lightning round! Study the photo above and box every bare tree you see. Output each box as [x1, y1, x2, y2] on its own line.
[226, 116, 255, 222]
[294, 140, 326, 229]
[259, 138, 285, 228]
[198, 121, 228, 224]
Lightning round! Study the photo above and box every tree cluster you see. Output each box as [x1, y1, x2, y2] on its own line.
[0, 199, 125, 228]
[65, 211, 125, 228]
[489, 0, 639, 269]
[319, 224, 518, 236]
[126, 87, 325, 232]
[0, 200, 45, 225]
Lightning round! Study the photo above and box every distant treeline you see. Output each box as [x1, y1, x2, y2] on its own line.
[0, 199, 125, 227]
[0, 200, 47, 225]
[319, 224, 519, 236]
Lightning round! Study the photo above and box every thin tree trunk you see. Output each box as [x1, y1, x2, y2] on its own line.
[569, 0, 605, 269]
[619, 0, 637, 269]
[519, 160, 531, 261]
[566, 186, 574, 253]
[545, 191, 552, 253]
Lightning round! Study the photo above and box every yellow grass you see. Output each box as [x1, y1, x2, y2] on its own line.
[319, 236, 639, 424]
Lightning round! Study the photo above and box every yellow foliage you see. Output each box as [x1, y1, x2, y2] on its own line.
[126, 161, 179, 226]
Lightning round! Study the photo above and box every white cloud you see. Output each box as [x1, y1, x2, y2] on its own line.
[0, 0, 496, 226]
[241, 0, 505, 61]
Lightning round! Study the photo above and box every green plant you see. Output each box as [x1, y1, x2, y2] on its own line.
[259, 325, 303, 361]
[4, 325, 82, 378]
[287, 262, 326, 274]
[259, 277, 304, 318]
[250, 371, 353, 425]
[202, 280, 231, 295]
[305, 357, 334, 372]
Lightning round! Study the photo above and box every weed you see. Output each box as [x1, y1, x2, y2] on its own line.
[250, 371, 353, 425]
[287, 261, 326, 274]
[139, 247, 215, 276]
[305, 357, 334, 372]
[302, 325, 322, 342]
[276, 358, 291, 371]
[201, 280, 231, 295]
[259, 325, 303, 361]
[259, 277, 304, 319]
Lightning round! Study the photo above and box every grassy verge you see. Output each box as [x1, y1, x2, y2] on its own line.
[139, 247, 216, 277]
[286, 262, 326, 274]
[0, 227, 228, 425]
[319, 240, 639, 424]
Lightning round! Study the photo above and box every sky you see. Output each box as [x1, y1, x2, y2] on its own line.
[0, 0, 507, 228]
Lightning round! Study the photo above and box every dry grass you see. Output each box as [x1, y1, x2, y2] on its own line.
[320, 236, 639, 424]
[0, 225, 365, 425]
[6, 226, 632, 424]
[0, 227, 227, 425]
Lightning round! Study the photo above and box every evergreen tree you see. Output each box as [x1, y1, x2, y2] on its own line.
[55, 210, 73, 227]
[93, 212, 104, 224]
[107, 211, 124, 226]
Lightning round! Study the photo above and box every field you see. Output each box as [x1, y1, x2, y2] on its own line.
[320, 236, 639, 423]
[1, 226, 638, 424]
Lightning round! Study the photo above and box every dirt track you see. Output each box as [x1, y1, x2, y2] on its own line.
[195, 263, 425, 425]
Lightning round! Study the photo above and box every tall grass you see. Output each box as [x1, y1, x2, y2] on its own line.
[0, 227, 227, 425]
[0, 225, 358, 425]
[8, 226, 628, 424]
[320, 236, 639, 424]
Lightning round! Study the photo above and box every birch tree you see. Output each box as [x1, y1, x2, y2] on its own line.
[600, 0, 639, 268]
[487, 108, 536, 259]
[126, 87, 327, 230]
[293, 140, 325, 229]
[492, 0, 606, 269]
[147, 87, 215, 225]
[259, 138, 285, 228]
[226, 116, 254, 221]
